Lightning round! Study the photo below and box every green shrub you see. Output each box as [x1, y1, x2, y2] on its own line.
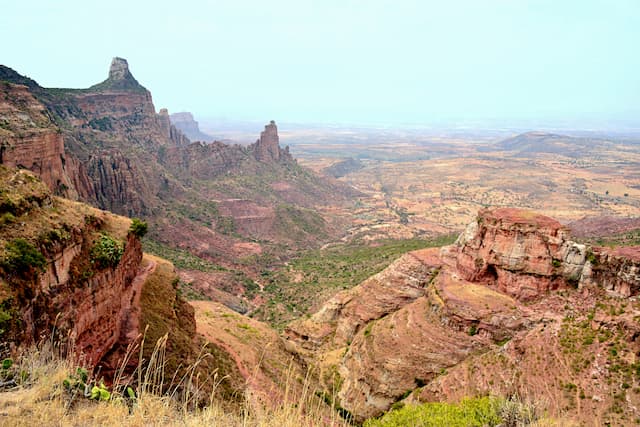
[364, 396, 503, 427]
[129, 218, 148, 238]
[1, 238, 47, 278]
[0, 212, 16, 226]
[91, 383, 111, 401]
[2, 358, 12, 370]
[0, 309, 12, 337]
[468, 324, 478, 336]
[90, 234, 124, 269]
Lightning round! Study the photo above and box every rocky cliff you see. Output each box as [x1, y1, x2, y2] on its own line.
[249, 120, 292, 163]
[285, 207, 640, 423]
[0, 166, 200, 377]
[0, 166, 143, 366]
[0, 59, 353, 270]
[170, 111, 212, 142]
[0, 166, 272, 407]
[0, 81, 84, 199]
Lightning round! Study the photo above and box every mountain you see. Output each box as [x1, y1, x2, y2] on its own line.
[0, 58, 357, 311]
[322, 157, 364, 178]
[285, 207, 640, 424]
[487, 131, 617, 157]
[169, 111, 213, 142]
[0, 165, 310, 409]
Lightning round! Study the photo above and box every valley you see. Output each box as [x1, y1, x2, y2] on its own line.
[289, 127, 640, 239]
[1, 58, 639, 426]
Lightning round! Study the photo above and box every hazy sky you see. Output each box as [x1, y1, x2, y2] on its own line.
[2, 0, 639, 126]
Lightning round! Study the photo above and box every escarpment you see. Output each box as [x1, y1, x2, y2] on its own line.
[0, 59, 354, 278]
[0, 81, 82, 199]
[285, 207, 640, 422]
[0, 166, 274, 406]
[169, 111, 212, 142]
[0, 167, 188, 373]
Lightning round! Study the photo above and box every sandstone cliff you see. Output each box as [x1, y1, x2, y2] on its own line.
[0, 166, 143, 366]
[0, 81, 83, 199]
[0, 60, 354, 270]
[170, 111, 213, 142]
[0, 167, 198, 377]
[285, 207, 640, 423]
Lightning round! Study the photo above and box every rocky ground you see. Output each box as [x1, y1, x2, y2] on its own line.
[285, 207, 640, 425]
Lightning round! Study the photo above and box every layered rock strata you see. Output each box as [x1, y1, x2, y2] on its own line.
[285, 207, 640, 421]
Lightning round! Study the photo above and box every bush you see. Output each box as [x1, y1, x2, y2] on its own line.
[90, 234, 124, 269]
[0, 212, 16, 226]
[364, 396, 503, 427]
[129, 218, 148, 238]
[1, 238, 47, 278]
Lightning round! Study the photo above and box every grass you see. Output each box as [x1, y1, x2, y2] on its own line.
[577, 228, 640, 248]
[364, 396, 544, 427]
[0, 338, 350, 427]
[142, 240, 227, 272]
[364, 396, 503, 427]
[253, 235, 456, 329]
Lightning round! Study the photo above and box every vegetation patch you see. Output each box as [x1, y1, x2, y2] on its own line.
[364, 396, 503, 427]
[129, 218, 148, 238]
[90, 234, 123, 269]
[1, 238, 47, 279]
[143, 240, 225, 272]
[254, 235, 456, 329]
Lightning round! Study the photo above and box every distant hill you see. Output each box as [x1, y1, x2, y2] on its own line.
[322, 157, 364, 178]
[170, 111, 213, 142]
[487, 131, 616, 157]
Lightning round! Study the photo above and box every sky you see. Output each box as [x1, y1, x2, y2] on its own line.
[1, 0, 639, 127]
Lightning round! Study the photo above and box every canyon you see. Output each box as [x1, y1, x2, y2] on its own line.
[2, 57, 640, 426]
[0, 58, 356, 315]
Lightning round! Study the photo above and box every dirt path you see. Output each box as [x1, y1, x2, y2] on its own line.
[123, 258, 157, 342]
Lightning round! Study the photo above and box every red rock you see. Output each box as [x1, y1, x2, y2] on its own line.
[285, 207, 640, 421]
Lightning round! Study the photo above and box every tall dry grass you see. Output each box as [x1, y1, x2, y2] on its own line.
[0, 332, 349, 427]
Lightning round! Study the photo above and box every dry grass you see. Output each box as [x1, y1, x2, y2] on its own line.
[0, 337, 349, 427]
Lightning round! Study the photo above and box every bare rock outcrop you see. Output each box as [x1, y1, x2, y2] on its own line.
[170, 111, 212, 142]
[0, 82, 81, 199]
[286, 248, 441, 358]
[454, 208, 587, 300]
[250, 120, 293, 163]
[0, 167, 145, 367]
[285, 207, 640, 421]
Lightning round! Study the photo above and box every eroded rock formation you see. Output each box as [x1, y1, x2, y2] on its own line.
[170, 111, 212, 142]
[0, 166, 199, 378]
[0, 82, 81, 199]
[250, 120, 292, 163]
[285, 207, 640, 422]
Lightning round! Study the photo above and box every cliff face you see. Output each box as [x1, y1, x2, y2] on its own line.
[249, 120, 292, 163]
[454, 207, 639, 299]
[0, 58, 358, 317]
[453, 208, 587, 300]
[0, 167, 145, 368]
[0, 82, 82, 199]
[285, 207, 640, 422]
[170, 111, 212, 142]
[0, 59, 351, 246]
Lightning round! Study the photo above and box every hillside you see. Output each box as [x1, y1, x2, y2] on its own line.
[488, 131, 618, 157]
[0, 166, 318, 415]
[285, 207, 640, 424]
[2, 167, 640, 425]
[0, 58, 357, 313]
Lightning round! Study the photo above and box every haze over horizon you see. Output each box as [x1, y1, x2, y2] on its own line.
[2, 0, 639, 128]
